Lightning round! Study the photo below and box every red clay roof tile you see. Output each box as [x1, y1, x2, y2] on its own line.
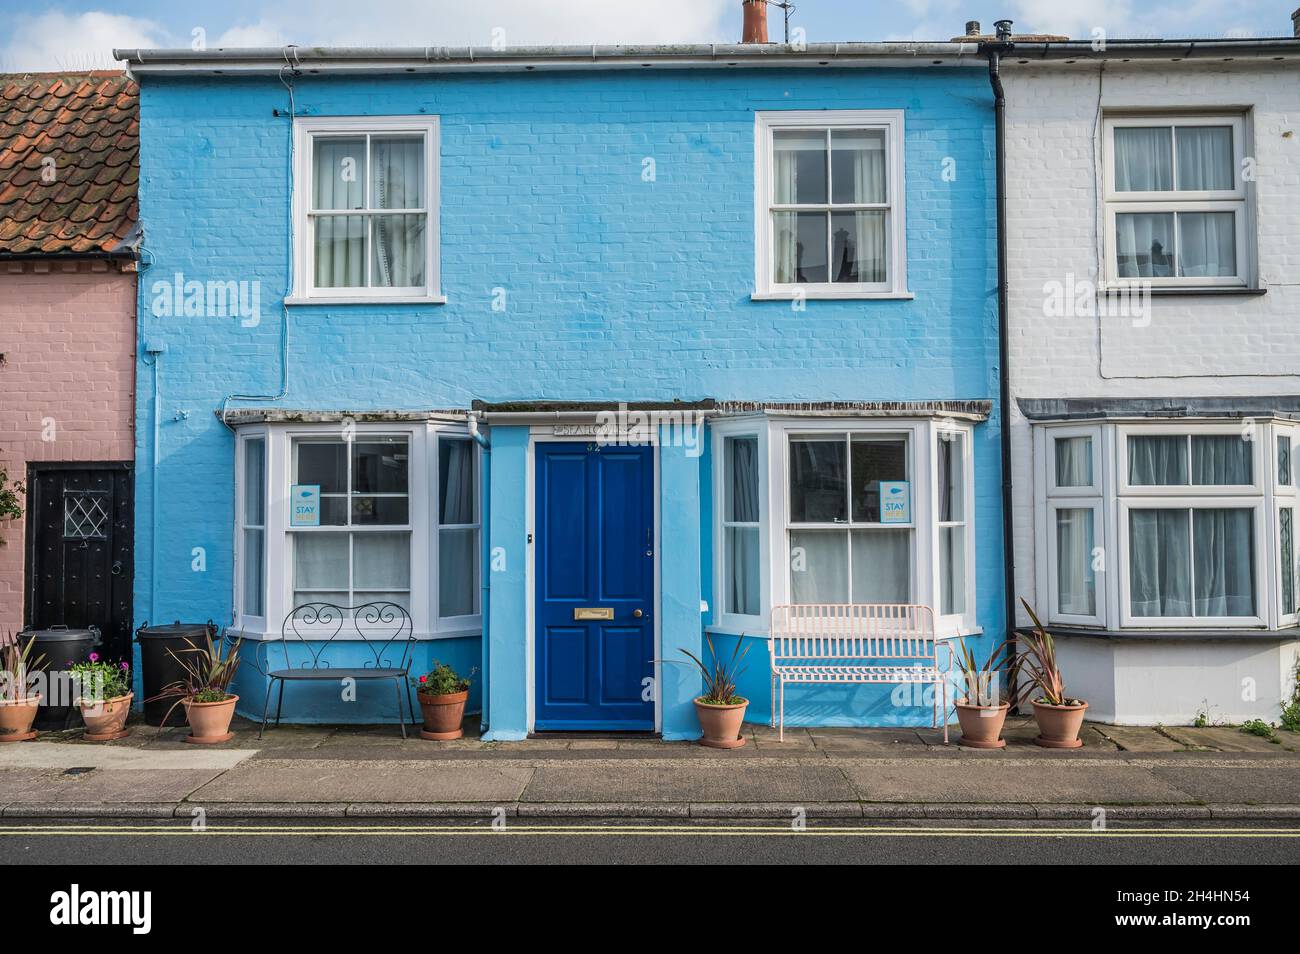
[0, 70, 138, 255]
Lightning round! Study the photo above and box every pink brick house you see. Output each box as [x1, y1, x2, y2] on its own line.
[0, 72, 139, 657]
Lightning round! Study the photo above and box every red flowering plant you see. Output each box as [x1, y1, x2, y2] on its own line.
[412, 661, 473, 697]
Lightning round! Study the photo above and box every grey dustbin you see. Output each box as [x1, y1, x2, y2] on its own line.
[25, 625, 101, 730]
[137, 621, 216, 726]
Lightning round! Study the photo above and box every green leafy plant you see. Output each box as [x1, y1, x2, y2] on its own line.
[1010, 600, 1083, 708]
[1240, 718, 1277, 740]
[1281, 659, 1300, 733]
[954, 638, 1012, 707]
[70, 653, 132, 703]
[1193, 710, 1208, 728]
[681, 634, 749, 706]
[0, 633, 44, 702]
[145, 632, 242, 723]
[0, 469, 24, 547]
[413, 661, 472, 696]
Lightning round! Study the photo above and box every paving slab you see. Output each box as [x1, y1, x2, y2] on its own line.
[522, 758, 858, 803]
[0, 741, 254, 770]
[1170, 726, 1295, 753]
[839, 759, 1198, 804]
[1089, 724, 1188, 752]
[187, 758, 533, 803]
[1148, 764, 1300, 804]
[0, 768, 222, 803]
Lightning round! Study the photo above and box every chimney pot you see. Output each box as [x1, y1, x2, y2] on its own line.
[965, 21, 981, 37]
[994, 19, 1014, 41]
[1292, 8, 1300, 37]
[742, 0, 770, 44]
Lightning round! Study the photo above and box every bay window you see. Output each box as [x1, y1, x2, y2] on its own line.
[754, 110, 908, 299]
[1036, 420, 1300, 630]
[233, 422, 479, 637]
[292, 116, 440, 302]
[1103, 114, 1248, 287]
[711, 416, 977, 637]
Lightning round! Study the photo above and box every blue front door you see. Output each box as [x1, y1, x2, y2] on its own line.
[535, 442, 655, 731]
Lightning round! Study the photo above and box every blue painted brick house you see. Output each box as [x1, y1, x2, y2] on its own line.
[120, 40, 1002, 740]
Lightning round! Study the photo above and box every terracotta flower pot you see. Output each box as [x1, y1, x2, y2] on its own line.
[182, 695, 239, 744]
[1032, 699, 1088, 749]
[693, 697, 748, 749]
[418, 689, 468, 740]
[79, 692, 133, 741]
[956, 701, 1009, 749]
[0, 694, 41, 743]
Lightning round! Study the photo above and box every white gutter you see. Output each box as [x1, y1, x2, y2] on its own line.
[113, 42, 981, 76]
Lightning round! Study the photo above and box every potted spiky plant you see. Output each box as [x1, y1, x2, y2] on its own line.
[682, 635, 749, 749]
[1014, 599, 1088, 748]
[953, 638, 1011, 749]
[0, 633, 44, 743]
[413, 661, 472, 740]
[147, 632, 242, 744]
[71, 654, 133, 741]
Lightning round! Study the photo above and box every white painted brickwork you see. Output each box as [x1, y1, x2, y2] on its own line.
[1003, 61, 1300, 722]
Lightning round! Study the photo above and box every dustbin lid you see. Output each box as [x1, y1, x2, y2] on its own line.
[137, 621, 214, 639]
[21, 625, 99, 642]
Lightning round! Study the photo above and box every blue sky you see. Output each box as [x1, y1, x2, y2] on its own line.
[1, 0, 1291, 72]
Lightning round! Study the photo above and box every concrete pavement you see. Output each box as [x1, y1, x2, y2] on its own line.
[1, 715, 1298, 820]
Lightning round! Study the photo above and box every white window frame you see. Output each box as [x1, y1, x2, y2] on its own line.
[290, 115, 442, 304]
[1034, 420, 1299, 632]
[232, 421, 479, 639]
[1117, 497, 1267, 629]
[708, 416, 977, 639]
[1102, 113, 1249, 288]
[433, 433, 483, 627]
[753, 110, 909, 300]
[234, 429, 268, 625]
[1275, 425, 1298, 627]
[711, 419, 769, 633]
[1045, 499, 1105, 627]
[1040, 425, 1105, 625]
[931, 425, 976, 631]
[287, 430, 415, 618]
[1117, 423, 1262, 497]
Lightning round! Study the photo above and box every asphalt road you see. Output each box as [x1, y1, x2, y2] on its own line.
[3, 817, 1298, 865]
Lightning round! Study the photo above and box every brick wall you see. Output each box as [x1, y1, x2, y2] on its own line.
[1003, 61, 1300, 618]
[134, 67, 1003, 639]
[0, 262, 136, 632]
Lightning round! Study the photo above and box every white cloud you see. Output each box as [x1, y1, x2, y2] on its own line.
[214, 21, 290, 49]
[207, 0, 735, 48]
[0, 11, 166, 72]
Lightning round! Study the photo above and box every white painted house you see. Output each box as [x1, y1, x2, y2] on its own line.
[1000, 23, 1300, 725]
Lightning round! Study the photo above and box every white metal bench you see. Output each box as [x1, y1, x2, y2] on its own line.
[768, 603, 952, 743]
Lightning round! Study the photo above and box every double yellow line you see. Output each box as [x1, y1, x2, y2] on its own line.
[2, 824, 1298, 838]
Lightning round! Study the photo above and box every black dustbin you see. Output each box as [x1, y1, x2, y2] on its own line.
[26, 625, 101, 730]
[137, 621, 216, 727]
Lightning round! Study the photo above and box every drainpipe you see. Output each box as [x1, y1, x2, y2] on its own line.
[468, 412, 491, 732]
[984, 20, 1018, 696]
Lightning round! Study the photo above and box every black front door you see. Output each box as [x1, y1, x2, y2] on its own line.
[25, 463, 134, 661]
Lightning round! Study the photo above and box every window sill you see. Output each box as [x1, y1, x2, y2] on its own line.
[1098, 285, 1267, 298]
[229, 625, 480, 642]
[285, 294, 447, 307]
[751, 290, 915, 302]
[1021, 624, 1298, 642]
